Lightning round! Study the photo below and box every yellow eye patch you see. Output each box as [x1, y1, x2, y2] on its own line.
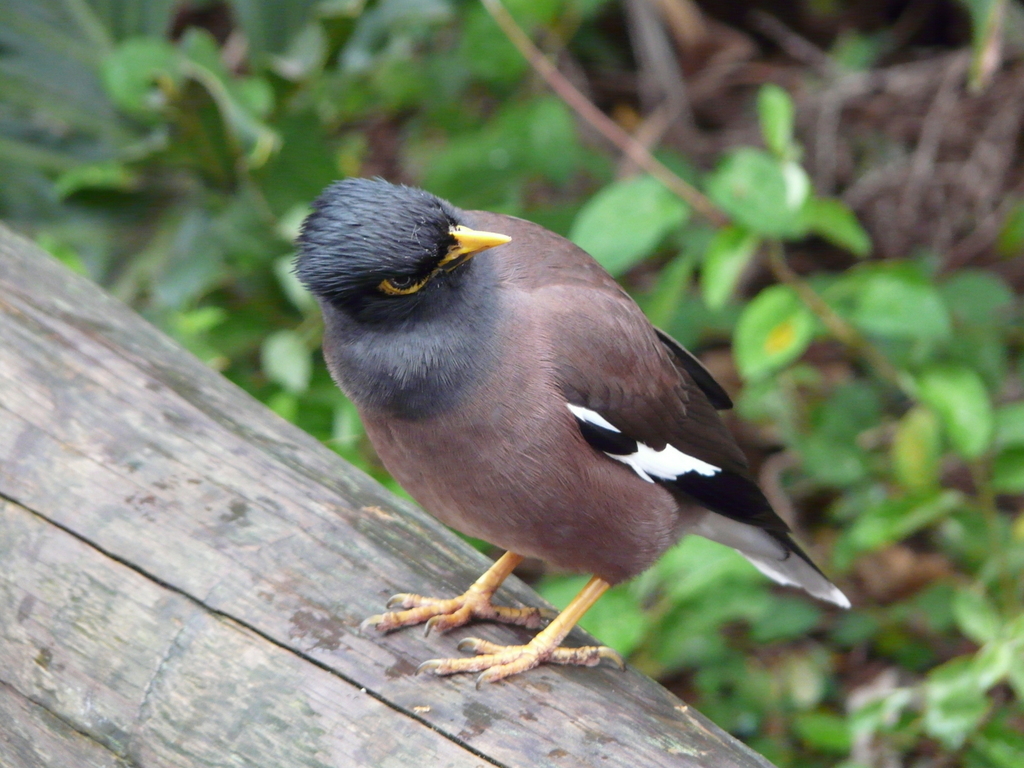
[378, 276, 429, 295]
[376, 225, 511, 297]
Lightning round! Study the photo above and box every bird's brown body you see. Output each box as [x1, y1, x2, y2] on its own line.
[300, 179, 847, 683]
[336, 212, 730, 583]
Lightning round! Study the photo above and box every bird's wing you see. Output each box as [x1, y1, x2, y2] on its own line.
[536, 282, 849, 608]
[539, 283, 782, 527]
[472, 210, 848, 606]
[654, 328, 733, 410]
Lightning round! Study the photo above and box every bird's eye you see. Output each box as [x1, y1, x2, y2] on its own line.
[378, 275, 427, 296]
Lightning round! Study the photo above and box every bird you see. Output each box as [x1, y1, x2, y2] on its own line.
[295, 177, 850, 685]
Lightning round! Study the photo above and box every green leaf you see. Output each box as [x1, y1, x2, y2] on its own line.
[733, 285, 816, 380]
[800, 382, 880, 486]
[992, 447, 1024, 493]
[647, 537, 762, 604]
[256, 111, 335, 218]
[994, 402, 1024, 449]
[271, 21, 328, 80]
[35, 234, 89, 277]
[1009, 653, 1024, 701]
[705, 148, 809, 237]
[261, 330, 312, 395]
[831, 29, 887, 70]
[962, 0, 1007, 91]
[757, 83, 794, 158]
[846, 264, 952, 341]
[750, 596, 821, 643]
[266, 391, 298, 422]
[173, 306, 227, 337]
[642, 247, 699, 328]
[458, 4, 528, 87]
[953, 589, 1002, 645]
[804, 197, 871, 257]
[793, 712, 851, 753]
[273, 255, 317, 314]
[331, 395, 364, 452]
[916, 365, 994, 459]
[700, 227, 760, 310]
[798, 385, 880, 487]
[891, 406, 942, 491]
[101, 37, 180, 114]
[424, 97, 583, 209]
[229, 0, 321, 61]
[996, 197, 1024, 257]
[970, 724, 1024, 768]
[77, 0, 178, 41]
[940, 270, 1015, 327]
[844, 489, 963, 556]
[569, 175, 689, 276]
[925, 656, 990, 749]
[235, 76, 274, 119]
[54, 161, 138, 198]
[850, 687, 915, 741]
[973, 640, 1015, 690]
[179, 29, 280, 168]
[521, 97, 583, 184]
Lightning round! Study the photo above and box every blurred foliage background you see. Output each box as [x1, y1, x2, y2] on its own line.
[2, 0, 1024, 765]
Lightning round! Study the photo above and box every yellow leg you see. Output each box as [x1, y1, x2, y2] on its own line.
[417, 575, 624, 685]
[360, 552, 555, 635]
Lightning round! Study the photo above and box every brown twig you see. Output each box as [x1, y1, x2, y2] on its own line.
[765, 241, 908, 392]
[759, 450, 800, 527]
[970, 459, 1018, 616]
[748, 10, 836, 77]
[616, 101, 683, 178]
[624, 0, 696, 137]
[480, 0, 727, 227]
[898, 54, 967, 230]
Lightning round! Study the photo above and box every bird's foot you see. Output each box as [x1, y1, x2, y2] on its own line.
[360, 589, 555, 636]
[417, 637, 624, 686]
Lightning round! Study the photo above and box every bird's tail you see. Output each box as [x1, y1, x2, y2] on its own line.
[690, 513, 851, 608]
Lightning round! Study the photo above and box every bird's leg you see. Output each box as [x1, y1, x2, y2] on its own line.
[360, 551, 555, 635]
[417, 575, 624, 685]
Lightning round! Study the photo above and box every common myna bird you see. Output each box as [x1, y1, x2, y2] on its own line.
[296, 178, 849, 685]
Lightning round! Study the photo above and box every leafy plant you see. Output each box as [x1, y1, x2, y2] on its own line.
[3, 2, 1022, 767]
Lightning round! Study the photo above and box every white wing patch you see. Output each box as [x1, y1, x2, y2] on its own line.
[566, 403, 721, 483]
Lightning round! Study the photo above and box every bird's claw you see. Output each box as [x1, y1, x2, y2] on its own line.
[424, 614, 449, 637]
[386, 593, 415, 609]
[413, 636, 625, 684]
[598, 646, 626, 671]
[359, 614, 386, 634]
[360, 589, 550, 635]
[456, 637, 485, 653]
[416, 659, 443, 675]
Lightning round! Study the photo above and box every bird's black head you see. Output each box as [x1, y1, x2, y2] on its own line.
[295, 178, 510, 324]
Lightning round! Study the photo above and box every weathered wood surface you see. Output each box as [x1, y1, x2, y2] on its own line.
[0, 223, 775, 768]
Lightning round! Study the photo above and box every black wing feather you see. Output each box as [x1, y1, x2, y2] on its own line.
[654, 328, 733, 410]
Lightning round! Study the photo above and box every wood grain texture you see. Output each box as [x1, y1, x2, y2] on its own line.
[0, 498, 485, 767]
[0, 223, 775, 768]
[0, 681, 122, 768]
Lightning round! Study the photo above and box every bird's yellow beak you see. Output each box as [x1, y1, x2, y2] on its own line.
[440, 225, 511, 270]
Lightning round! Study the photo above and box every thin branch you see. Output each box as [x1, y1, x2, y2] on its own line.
[481, 0, 727, 227]
[899, 54, 967, 227]
[765, 241, 908, 392]
[970, 459, 1018, 616]
[748, 10, 836, 77]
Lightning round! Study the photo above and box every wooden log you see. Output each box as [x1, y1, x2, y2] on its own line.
[0, 223, 776, 768]
[0, 680, 121, 768]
